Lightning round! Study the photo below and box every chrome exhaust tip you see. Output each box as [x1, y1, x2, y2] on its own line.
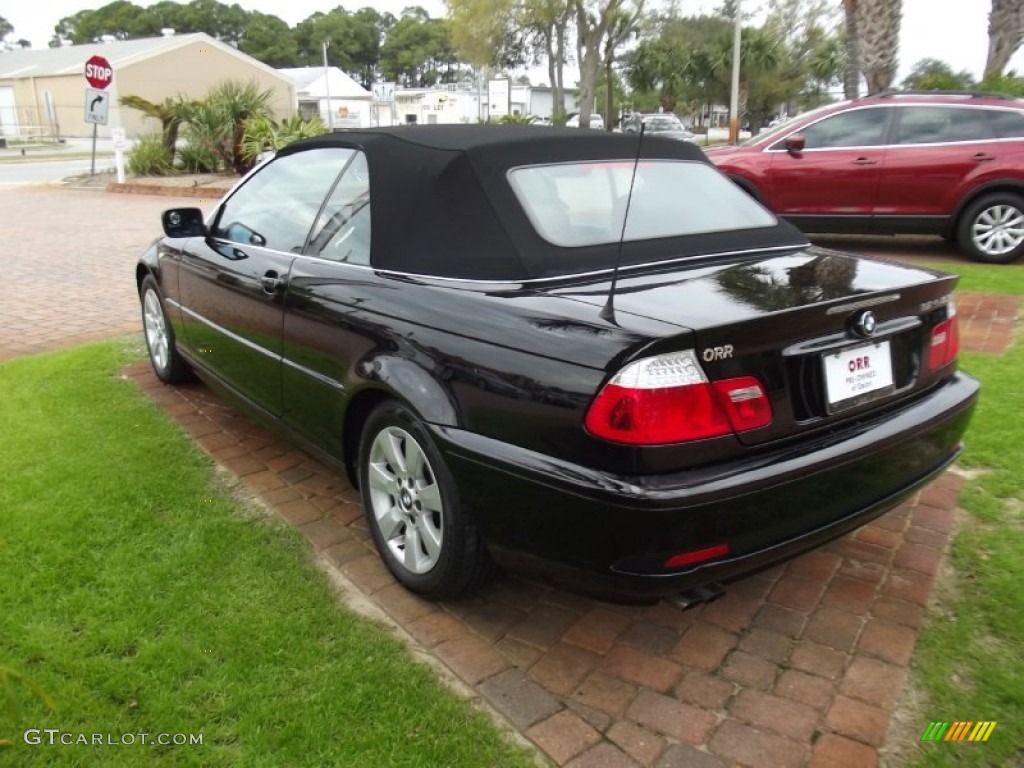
[667, 583, 726, 611]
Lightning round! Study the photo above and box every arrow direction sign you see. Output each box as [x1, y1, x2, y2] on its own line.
[84, 88, 109, 125]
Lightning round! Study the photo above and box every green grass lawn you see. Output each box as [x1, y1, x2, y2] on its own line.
[0, 343, 536, 767]
[906, 262, 1024, 767]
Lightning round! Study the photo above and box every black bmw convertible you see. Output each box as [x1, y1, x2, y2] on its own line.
[136, 125, 978, 603]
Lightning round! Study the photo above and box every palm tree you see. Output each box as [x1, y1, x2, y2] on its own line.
[842, 0, 860, 98]
[985, 0, 1024, 79]
[574, 0, 643, 131]
[856, 0, 902, 94]
[601, 9, 634, 129]
[185, 81, 274, 175]
[842, 0, 902, 96]
[119, 95, 193, 155]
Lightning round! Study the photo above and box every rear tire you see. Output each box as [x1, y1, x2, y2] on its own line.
[140, 275, 192, 384]
[957, 193, 1024, 264]
[358, 401, 492, 599]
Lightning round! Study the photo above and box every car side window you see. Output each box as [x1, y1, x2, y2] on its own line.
[895, 107, 991, 144]
[305, 151, 372, 265]
[785, 108, 889, 150]
[213, 148, 352, 253]
[986, 108, 1024, 138]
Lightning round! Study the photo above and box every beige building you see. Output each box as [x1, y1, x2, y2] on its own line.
[0, 33, 295, 139]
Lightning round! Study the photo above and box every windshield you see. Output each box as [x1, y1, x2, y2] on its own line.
[508, 160, 776, 248]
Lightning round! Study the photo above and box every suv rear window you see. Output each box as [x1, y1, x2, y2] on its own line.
[987, 108, 1024, 138]
[895, 106, 991, 144]
[508, 160, 776, 247]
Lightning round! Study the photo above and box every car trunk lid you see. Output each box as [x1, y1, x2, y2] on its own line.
[554, 246, 960, 447]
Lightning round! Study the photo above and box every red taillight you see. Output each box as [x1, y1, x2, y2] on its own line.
[928, 305, 960, 370]
[664, 543, 730, 568]
[584, 352, 772, 445]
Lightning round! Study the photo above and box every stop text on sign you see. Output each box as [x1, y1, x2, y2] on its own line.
[84, 56, 113, 89]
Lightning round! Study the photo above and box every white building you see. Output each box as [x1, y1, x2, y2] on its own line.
[279, 67, 373, 129]
[381, 82, 582, 126]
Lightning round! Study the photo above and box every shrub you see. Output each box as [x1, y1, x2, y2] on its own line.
[126, 133, 175, 176]
[976, 71, 1024, 97]
[498, 114, 538, 125]
[239, 114, 327, 165]
[176, 140, 220, 174]
[182, 80, 274, 174]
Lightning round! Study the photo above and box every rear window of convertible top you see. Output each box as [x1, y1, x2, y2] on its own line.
[507, 159, 776, 248]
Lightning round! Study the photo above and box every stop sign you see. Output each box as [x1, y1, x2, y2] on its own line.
[84, 55, 113, 89]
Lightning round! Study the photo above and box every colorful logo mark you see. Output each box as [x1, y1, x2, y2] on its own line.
[921, 721, 997, 742]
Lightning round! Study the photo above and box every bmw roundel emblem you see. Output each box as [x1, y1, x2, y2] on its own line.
[854, 310, 878, 337]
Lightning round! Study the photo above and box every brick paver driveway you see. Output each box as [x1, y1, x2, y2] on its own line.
[4, 186, 1019, 766]
[0, 187, 209, 361]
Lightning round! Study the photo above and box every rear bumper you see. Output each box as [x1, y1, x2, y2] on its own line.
[432, 371, 979, 602]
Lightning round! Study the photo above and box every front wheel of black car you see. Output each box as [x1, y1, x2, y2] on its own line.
[140, 275, 191, 384]
[958, 193, 1024, 264]
[358, 401, 492, 599]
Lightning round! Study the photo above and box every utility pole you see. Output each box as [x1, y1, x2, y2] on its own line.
[323, 39, 334, 131]
[728, 0, 741, 144]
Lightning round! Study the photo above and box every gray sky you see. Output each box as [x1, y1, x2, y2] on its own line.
[1, 0, 1007, 83]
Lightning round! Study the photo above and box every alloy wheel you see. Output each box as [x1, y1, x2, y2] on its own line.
[971, 203, 1024, 258]
[143, 289, 169, 372]
[366, 426, 444, 574]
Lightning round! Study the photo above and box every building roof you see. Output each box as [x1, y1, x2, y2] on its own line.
[278, 67, 370, 100]
[0, 33, 287, 82]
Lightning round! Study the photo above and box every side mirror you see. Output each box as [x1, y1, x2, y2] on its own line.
[785, 134, 806, 153]
[161, 208, 206, 238]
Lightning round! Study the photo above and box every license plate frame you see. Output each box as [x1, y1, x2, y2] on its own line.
[823, 341, 895, 413]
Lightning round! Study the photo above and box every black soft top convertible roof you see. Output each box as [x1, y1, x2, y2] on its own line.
[280, 125, 806, 281]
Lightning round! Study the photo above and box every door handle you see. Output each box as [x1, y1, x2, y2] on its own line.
[260, 272, 285, 293]
[852, 157, 878, 166]
[973, 152, 996, 162]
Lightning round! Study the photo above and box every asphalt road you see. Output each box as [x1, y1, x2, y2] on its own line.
[0, 156, 116, 186]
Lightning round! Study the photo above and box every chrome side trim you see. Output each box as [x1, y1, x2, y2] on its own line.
[282, 356, 346, 392]
[291, 243, 807, 287]
[178, 304, 281, 362]
[174, 302, 345, 392]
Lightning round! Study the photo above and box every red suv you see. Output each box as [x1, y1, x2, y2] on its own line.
[707, 92, 1024, 263]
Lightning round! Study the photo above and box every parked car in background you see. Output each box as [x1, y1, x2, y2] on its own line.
[138, 125, 977, 604]
[566, 112, 605, 129]
[707, 91, 1024, 263]
[622, 113, 698, 143]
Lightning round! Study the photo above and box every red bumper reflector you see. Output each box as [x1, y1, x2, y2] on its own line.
[664, 543, 730, 569]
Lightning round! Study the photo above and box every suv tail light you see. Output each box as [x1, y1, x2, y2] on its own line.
[928, 303, 960, 370]
[584, 351, 772, 445]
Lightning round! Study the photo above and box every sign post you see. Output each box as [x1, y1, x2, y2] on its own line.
[83, 54, 113, 175]
[111, 127, 126, 183]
